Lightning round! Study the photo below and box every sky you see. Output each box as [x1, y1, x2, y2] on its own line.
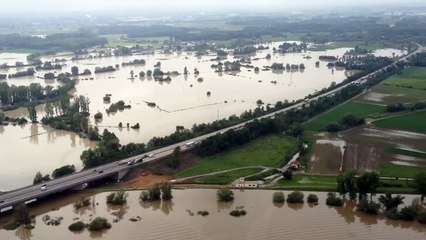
[1, 0, 425, 13]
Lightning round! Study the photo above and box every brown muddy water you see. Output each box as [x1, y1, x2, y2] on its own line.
[0, 45, 404, 190]
[0, 189, 424, 240]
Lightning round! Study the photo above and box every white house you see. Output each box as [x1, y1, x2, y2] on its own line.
[233, 177, 264, 188]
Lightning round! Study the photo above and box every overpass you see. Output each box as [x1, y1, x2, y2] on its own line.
[0, 44, 423, 213]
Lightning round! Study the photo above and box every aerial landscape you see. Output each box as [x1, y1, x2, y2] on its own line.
[0, 0, 425, 239]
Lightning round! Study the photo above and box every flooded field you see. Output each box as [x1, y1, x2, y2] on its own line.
[0, 124, 96, 191]
[308, 126, 426, 175]
[0, 189, 424, 240]
[0, 44, 404, 190]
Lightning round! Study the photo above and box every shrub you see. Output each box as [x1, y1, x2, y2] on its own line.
[197, 211, 209, 216]
[325, 192, 343, 207]
[385, 208, 401, 220]
[217, 188, 234, 202]
[282, 170, 293, 180]
[417, 210, 426, 224]
[229, 210, 246, 217]
[106, 190, 127, 205]
[68, 221, 85, 231]
[94, 112, 103, 119]
[326, 122, 341, 132]
[307, 194, 319, 204]
[74, 197, 91, 209]
[88, 217, 111, 231]
[286, 191, 304, 204]
[273, 192, 285, 203]
[399, 206, 417, 221]
[357, 199, 381, 215]
[140, 184, 161, 202]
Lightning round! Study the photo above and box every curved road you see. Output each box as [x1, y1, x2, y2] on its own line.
[0, 44, 423, 211]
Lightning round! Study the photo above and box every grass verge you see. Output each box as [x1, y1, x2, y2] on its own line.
[380, 162, 426, 178]
[191, 168, 262, 184]
[176, 135, 298, 177]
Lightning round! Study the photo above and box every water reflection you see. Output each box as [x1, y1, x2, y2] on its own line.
[287, 203, 304, 211]
[15, 225, 32, 240]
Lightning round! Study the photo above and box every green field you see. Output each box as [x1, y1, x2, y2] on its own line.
[191, 168, 262, 184]
[101, 34, 168, 48]
[380, 162, 426, 178]
[276, 174, 337, 191]
[360, 84, 426, 105]
[383, 67, 426, 90]
[385, 146, 426, 159]
[176, 135, 298, 178]
[308, 41, 386, 51]
[303, 101, 385, 131]
[373, 110, 426, 134]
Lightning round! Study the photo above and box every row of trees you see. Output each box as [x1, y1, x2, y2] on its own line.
[33, 165, 76, 184]
[0, 78, 75, 110]
[337, 170, 426, 202]
[80, 129, 147, 168]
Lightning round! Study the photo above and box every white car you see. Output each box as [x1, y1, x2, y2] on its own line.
[40, 184, 47, 191]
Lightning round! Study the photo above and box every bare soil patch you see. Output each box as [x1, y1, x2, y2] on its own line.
[120, 150, 201, 188]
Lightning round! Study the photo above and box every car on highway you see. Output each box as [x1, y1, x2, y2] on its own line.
[40, 184, 47, 191]
[98, 170, 104, 174]
[148, 153, 154, 157]
[134, 158, 143, 164]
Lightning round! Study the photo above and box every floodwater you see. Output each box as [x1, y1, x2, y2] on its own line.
[0, 44, 403, 190]
[0, 189, 424, 240]
[0, 124, 96, 191]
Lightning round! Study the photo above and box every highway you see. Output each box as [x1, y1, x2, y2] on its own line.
[0, 44, 423, 212]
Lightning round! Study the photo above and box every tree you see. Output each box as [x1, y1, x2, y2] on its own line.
[88, 217, 111, 231]
[356, 171, 379, 200]
[27, 104, 37, 123]
[33, 171, 50, 184]
[160, 182, 173, 200]
[106, 190, 128, 205]
[167, 146, 181, 169]
[71, 66, 79, 76]
[378, 193, 405, 211]
[282, 169, 293, 180]
[33, 172, 43, 184]
[326, 192, 343, 206]
[140, 184, 161, 202]
[52, 165, 76, 179]
[307, 194, 319, 204]
[413, 172, 426, 202]
[337, 170, 357, 200]
[286, 191, 304, 203]
[14, 204, 32, 226]
[217, 188, 234, 202]
[273, 192, 285, 203]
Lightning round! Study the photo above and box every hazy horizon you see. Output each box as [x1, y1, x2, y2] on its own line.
[1, 0, 426, 14]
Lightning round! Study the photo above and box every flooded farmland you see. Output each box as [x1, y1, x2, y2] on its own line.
[0, 45, 404, 190]
[0, 189, 425, 240]
[308, 126, 426, 175]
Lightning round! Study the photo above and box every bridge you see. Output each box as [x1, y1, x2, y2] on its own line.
[0, 44, 423, 213]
